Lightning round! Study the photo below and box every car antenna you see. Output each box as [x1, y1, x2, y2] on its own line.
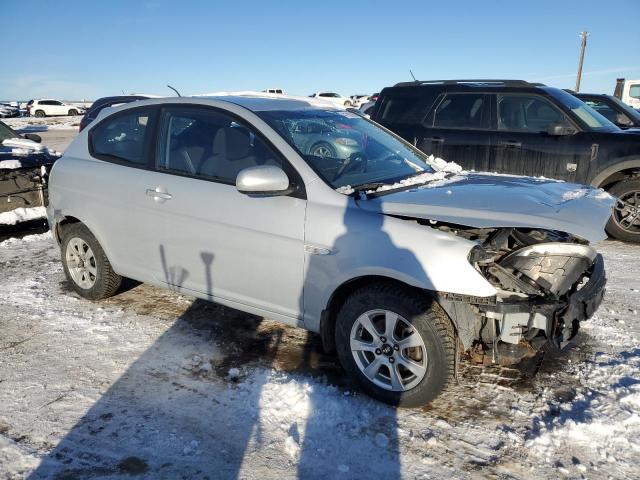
[410, 69, 417, 82]
[167, 84, 182, 97]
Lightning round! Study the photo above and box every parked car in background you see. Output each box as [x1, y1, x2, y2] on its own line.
[0, 103, 20, 118]
[27, 99, 86, 117]
[309, 92, 353, 106]
[1, 120, 61, 215]
[79, 95, 150, 131]
[371, 79, 640, 242]
[48, 95, 613, 407]
[263, 88, 284, 94]
[350, 95, 370, 107]
[569, 91, 640, 129]
[614, 78, 640, 110]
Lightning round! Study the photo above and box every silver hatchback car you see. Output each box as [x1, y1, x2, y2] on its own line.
[48, 95, 615, 406]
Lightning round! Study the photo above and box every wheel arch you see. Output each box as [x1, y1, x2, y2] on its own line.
[591, 158, 640, 189]
[319, 275, 449, 353]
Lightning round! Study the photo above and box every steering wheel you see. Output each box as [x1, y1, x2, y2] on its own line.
[332, 152, 368, 182]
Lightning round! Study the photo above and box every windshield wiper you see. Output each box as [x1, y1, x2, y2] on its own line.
[350, 181, 387, 193]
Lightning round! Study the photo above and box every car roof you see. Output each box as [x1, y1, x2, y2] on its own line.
[193, 92, 343, 111]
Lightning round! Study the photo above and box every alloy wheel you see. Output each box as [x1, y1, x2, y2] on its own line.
[65, 237, 98, 289]
[613, 191, 640, 233]
[350, 309, 428, 391]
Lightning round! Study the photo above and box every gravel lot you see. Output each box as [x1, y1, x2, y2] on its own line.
[0, 129, 638, 479]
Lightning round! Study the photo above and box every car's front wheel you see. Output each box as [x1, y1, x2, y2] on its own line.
[61, 223, 122, 300]
[605, 178, 640, 243]
[335, 283, 456, 407]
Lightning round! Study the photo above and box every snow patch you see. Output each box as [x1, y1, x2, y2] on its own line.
[0, 160, 22, 169]
[0, 206, 47, 226]
[562, 188, 589, 201]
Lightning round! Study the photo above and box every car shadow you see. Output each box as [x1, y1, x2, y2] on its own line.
[29, 199, 433, 479]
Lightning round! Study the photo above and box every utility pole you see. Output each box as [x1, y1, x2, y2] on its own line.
[575, 31, 589, 92]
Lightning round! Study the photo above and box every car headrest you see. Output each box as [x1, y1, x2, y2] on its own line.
[212, 127, 251, 160]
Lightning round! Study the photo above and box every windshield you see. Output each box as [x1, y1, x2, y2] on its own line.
[257, 109, 435, 189]
[547, 88, 618, 131]
[0, 122, 18, 142]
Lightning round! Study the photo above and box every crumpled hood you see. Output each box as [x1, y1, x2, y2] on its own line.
[357, 173, 616, 243]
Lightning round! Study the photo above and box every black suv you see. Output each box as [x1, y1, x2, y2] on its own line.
[568, 92, 640, 130]
[79, 95, 150, 131]
[370, 80, 640, 242]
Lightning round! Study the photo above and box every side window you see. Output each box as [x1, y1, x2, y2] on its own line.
[377, 92, 439, 126]
[156, 107, 283, 183]
[91, 109, 151, 165]
[629, 85, 640, 99]
[497, 95, 569, 132]
[583, 99, 622, 124]
[52, 101, 63, 106]
[432, 93, 487, 129]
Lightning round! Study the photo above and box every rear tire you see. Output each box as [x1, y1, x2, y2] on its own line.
[60, 223, 122, 300]
[335, 283, 456, 407]
[68, 109, 78, 116]
[34, 110, 45, 117]
[605, 178, 640, 243]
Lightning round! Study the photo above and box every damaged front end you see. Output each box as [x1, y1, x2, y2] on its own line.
[438, 225, 606, 366]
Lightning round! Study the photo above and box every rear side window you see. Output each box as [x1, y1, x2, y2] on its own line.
[431, 93, 488, 129]
[376, 91, 439, 126]
[90, 109, 151, 165]
[630, 85, 640, 99]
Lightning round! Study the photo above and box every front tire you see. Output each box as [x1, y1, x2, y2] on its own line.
[335, 283, 456, 407]
[61, 223, 122, 300]
[605, 178, 640, 243]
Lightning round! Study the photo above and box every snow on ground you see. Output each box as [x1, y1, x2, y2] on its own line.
[0, 232, 638, 479]
[3, 116, 80, 132]
[0, 207, 46, 226]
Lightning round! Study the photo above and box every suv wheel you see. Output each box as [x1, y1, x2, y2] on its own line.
[34, 110, 45, 117]
[606, 178, 640, 243]
[335, 283, 455, 407]
[68, 109, 78, 116]
[61, 223, 122, 300]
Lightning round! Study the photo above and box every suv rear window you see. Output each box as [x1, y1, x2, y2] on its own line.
[431, 93, 488, 129]
[91, 109, 151, 165]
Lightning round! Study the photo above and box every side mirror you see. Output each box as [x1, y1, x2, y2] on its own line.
[547, 124, 575, 136]
[236, 165, 292, 196]
[23, 133, 41, 143]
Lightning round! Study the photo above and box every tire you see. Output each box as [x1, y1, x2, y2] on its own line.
[309, 142, 336, 158]
[605, 178, 640, 243]
[344, 101, 352, 107]
[60, 223, 122, 300]
[68, 109, 78, 116]
[34, 110, 45, 117]
[335, 282, 456, 407]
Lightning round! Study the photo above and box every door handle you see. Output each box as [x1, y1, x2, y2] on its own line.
[146, 188, 172, 200]
[427, 136, 444, 144]
[499, 140, 522, 148]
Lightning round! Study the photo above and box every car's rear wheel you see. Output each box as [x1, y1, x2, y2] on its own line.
[34, 110, 45, 117]
[61, 223, 122, 300]
[344, 101, 352, 106]
[335, 283, 456, 407]
[605, 178, 640, 243]
[68, 109, 78, 116]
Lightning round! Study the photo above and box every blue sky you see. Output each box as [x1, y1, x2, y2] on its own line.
[1, 0, 639, 100]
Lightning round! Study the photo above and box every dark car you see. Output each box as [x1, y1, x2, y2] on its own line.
[79, 95, 150, 131]
[370, 79, 640, 242]
[567, 91, 640, 130]
[0, 120, 61, 215]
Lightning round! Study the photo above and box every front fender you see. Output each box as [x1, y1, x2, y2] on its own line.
[302, 200, 496, 331]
